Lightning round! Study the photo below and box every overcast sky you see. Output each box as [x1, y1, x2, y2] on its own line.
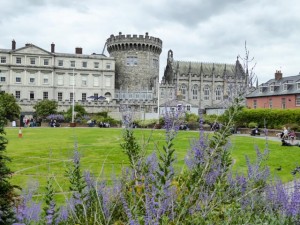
[1, 0, 299, 83]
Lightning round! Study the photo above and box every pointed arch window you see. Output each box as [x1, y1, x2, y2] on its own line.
[215, 86, 222, 100]
[192, 84, 198, 100]
[204, 85, 210, 100]
[179, 84, 187, 100]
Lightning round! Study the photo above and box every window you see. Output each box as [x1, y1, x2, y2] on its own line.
[81, 76, 87, 86]
[82, 61, 87, 68]
[44, 59, 49, 65]
[93, 76, 99, 86]
[186, 104, 191, 111]
[160, 89, 164, 98]
[126, 56, 138, 66]
[105, 76, 111, 87]
[281, 98, 286, 109]
[177, 104, 183, 111]
[297, 83, 300, 90]
[296, 95, 300, 106]
[30, 58, 35, 65]
[15, 91, 20, 99]
[94, 62, 99, 68]
[179, 84, 187, 100]
[16, 57, 21, 64]
[270, 86, 274, 92]
[82, 93, 86, 101]
[57, 75, 63, 85]
[1, 57, 6, 63]
[283, 84, 288, 91]
[253, 100, 257, 109]
[58, 60, 63, 66]
[29, 77, 35, 83]
[0, 76, 5, 82]
[192, 85, 198, 100]
[70, 75, 75, 86]
[215, 86, 222, 100]
[70, 61, 75, 67]
[30, 91, 34, 100]
[16, 77, 21, 83]
[269, 99, 273, 108]
[106, 63, 111, 69]
[153, 59, 159, 68]
[204, 86, 210, 100]
[94, 93, 98, 100]
[43, 92, 48, 100]
[58, 92, 63, 101]
[43, 75, 49, 84]
[70, 93, 74, 101]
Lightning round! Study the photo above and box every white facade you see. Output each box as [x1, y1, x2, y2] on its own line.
[0, 41, 115, 113]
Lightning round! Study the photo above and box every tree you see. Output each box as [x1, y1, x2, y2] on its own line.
[0, 92, 21, 123]
[33, 100, 58, 119]
[0, 107, 18, 224]
[66, 104, 87, 118]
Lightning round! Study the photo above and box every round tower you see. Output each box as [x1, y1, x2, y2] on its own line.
[106, 32, 162, 95]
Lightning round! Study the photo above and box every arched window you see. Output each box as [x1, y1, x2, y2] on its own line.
[179, 84, 187, 100]
[215, 86, 222, 100]
[192, 85, 198, 100]
[204, 85, 210, 100]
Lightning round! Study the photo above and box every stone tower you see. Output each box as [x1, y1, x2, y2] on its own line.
[106, 32, 162, 98]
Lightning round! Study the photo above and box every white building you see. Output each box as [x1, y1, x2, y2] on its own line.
[0, 40, 115, 113]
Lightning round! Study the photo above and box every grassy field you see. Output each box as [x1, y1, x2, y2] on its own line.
[4, 127, 300, 197]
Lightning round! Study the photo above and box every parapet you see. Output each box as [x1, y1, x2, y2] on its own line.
[107, 32, 163, 48]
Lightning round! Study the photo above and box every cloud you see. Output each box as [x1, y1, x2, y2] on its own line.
[0, 0, 299, 83]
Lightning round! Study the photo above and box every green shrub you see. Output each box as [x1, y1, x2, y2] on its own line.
[248, 122, 258, 128]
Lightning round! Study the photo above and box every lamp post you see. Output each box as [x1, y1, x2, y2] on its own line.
[71, 69, 75, 125]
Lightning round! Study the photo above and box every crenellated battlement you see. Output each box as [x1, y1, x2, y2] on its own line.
[107, 32, 162, 54]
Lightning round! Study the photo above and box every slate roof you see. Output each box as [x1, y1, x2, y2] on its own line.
[172, 61, 238, 76]
[246, 75, 300, 98]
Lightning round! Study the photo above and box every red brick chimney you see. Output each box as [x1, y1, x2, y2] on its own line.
[12, 39, 16, 50]
[275, 70, 283, 80]
[75, 47, 82, 54]
[51, 43, 55, 53]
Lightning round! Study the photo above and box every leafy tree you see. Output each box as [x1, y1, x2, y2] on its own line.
[0, 107, 19, 224]
[0, 92, 21, 122]
[66, 104, 87, 120]
[33, 100, 58, 119]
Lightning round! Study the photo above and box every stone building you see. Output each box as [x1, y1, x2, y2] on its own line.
[106, 32, 162, 118]
[0, 40, 116, 114]
[160, 50, 247, 113]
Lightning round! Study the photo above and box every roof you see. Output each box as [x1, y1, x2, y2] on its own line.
[246, 74, 300, 98]
[173, 61, 239, 77]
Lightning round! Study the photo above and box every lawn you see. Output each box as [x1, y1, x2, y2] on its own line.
[4, 127, 300, 198]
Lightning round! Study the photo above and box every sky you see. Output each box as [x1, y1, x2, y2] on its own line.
[0, 0, 299, 84]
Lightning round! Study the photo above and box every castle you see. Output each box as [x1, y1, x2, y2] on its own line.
[0, 32, 247, 119]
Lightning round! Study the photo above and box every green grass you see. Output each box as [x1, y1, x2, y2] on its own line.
[4, 127, 300, 197]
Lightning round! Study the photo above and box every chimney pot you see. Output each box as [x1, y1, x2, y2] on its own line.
[12, 39, 16, 50]
[75, 47, 82, 54]
[51, 43, 55, 53]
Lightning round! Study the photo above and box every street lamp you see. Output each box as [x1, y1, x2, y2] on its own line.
[71, 69, 75, 124]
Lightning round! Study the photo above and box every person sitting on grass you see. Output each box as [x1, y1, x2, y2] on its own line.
[281, 139, 300, 147]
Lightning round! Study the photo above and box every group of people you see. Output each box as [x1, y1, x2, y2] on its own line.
[277, 127, 296, 143]
[23, 117, 39, 127]
[277, 126, 298, 146]
[49, 119, 60, 127]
